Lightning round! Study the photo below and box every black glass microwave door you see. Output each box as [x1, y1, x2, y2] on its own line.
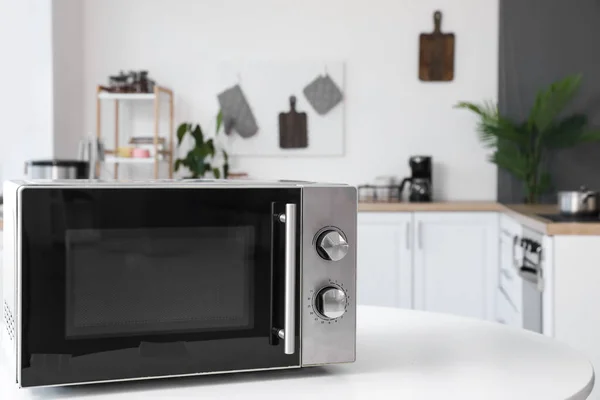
[65, 226, 253, 338]
[20, 188, 301, 387]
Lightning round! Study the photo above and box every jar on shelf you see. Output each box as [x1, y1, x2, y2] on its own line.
[112, 76, 129, 93]
[128, 71, 140, 92]
[108, 76, 119, 92]
[139, 71, 150, 93]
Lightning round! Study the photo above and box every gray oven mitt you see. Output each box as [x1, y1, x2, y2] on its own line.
[217, 84, 258, 138]
[303, 74, 343, 115]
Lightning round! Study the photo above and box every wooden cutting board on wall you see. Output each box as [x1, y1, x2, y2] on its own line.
[419, 11, 455, 81]
[279, 96, 308, 149]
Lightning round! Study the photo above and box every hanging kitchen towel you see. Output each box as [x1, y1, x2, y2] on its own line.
[303, 74, 343, 115]
[217, 84, 258, 138]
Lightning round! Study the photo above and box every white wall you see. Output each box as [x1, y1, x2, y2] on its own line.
[0, 0, 54, 183]
[82, 0, 499, 200]
[52, 0, 84, 159]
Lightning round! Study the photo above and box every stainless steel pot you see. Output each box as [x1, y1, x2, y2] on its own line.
[557, 187, 599, 215]
[25, 160, 89, 179]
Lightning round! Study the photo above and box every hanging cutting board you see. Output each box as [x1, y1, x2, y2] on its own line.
[419, 11, 455, 81]
[279, 96, 308, 149]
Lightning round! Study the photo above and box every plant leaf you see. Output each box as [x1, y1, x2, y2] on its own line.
[174, 159, 182, 172]
[489, 143, 528, 180]
[537, 172, 552, 195]
[191, 146, 208, 159]
[212, 168, 221, 179]
[191, 124, 204, 146]
[579, 129, 600, 143]
[544, 114, 588, 148]
[206, 139, 215, 157]
[528, 74, 582, 133]
[456, 101, 528, 148]
[454, 101, 495, 117]
[223, 162, 229, 179]
[216, 110, 223, 135]
[176, 123, 189, 146]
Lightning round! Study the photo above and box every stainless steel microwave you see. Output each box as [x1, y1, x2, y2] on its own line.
[1, 180, 357, 388]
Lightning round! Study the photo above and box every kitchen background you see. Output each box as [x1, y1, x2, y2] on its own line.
[2, 0, 599, 201]
[1, 0, 498, 200]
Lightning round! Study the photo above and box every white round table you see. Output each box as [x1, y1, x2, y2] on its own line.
[0, 306, 594, 399]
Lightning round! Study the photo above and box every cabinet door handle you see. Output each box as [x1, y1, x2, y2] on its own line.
[406, 223, 411, 249]
[500, 268, 513, 281]
[512, 235, 521, 269]
[417, 221, 422, 250]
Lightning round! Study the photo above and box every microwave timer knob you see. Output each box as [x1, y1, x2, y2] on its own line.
[316, 230, 349, 261]
[314, 286, 347, 320]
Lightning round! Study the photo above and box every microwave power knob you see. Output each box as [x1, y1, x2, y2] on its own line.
[316, 230, 349, 261]
[315, 286, 347, 320]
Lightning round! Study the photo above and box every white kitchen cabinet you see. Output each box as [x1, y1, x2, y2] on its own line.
[412, 212, 499, 320]
[357, 212, 412, 308]
[497, 215, 523, 316]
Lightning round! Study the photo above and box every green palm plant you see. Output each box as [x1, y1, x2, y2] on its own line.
[455, 74, 600, 203]
[174, 111, 229, 179]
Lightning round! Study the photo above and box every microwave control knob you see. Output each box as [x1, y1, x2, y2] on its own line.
[316, 230, 349, 261]
[315, 286, 347, 320]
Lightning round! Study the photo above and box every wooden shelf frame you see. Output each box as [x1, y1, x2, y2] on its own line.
[96, 85, 175, 179]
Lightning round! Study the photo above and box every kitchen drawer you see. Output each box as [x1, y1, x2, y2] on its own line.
[496, 288, 520, 328]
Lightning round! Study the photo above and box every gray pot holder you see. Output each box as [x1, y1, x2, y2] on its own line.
[217, 84, 258, 138]
[303, 74, 344, 115]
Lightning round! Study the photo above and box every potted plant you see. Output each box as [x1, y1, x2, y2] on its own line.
[455, 74, 600, 203]
[174, 112, 229, 179]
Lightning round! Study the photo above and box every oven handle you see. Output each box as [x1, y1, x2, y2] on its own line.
[277, 203, 297, 355]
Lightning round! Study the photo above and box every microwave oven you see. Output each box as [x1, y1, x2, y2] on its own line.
[1, 179, 357, 388]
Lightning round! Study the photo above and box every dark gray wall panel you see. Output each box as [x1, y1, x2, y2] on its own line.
[498, 0, 600, 202]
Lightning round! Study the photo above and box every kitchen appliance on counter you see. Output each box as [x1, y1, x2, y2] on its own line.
[78, 136, 105, 179]
[24, 160, 89, 179]
[557, 187, 598, 217]
[2, 179, 357, 388]
[399, 156, 432, 202]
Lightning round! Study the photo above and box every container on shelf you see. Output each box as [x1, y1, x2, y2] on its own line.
[116, 147, 134, 158]
[139, 71, 151, 93]
[129, 136, 166, 160]
[132, 148, 151, 158]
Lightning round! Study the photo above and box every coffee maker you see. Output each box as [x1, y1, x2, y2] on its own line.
[399, 156, 432, 202]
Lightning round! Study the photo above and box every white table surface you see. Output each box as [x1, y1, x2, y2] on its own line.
[0, 306, 594, 400]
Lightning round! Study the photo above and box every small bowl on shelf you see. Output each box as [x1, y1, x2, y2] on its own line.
[116, 147, 134, 158]
[132, 148, 151, 158]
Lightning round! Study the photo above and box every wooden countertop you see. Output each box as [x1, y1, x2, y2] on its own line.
[359, 202, 600, 236]
[358, 201, 504, 212]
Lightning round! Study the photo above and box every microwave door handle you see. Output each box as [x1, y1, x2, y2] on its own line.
[277, 203, 297, 355]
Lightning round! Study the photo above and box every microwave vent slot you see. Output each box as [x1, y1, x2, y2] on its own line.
[3, 301, 15, 342]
